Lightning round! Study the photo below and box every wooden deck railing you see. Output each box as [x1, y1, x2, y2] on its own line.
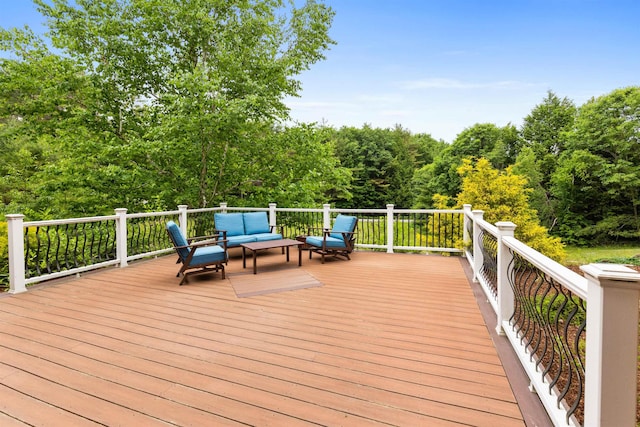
[5, 202, 640, 426]
[463, 205, 640, 427]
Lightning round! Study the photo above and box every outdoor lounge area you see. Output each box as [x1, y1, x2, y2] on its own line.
[5, 203, 640, 426]
[0, 250, 548, 426]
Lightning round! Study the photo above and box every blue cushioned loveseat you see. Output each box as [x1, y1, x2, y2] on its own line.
[214, 212, 283, 248]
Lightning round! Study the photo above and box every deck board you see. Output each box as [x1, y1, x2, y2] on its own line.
[0, 251, 529, 426]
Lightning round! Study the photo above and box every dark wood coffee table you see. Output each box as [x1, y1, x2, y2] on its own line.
[240, 239, 304, 274]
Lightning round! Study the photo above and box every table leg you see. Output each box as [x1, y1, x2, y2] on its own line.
[298, 245, 302, 266]
[242, 246, 246, 269]
[286, 246, 290, 262]
[252, 250, 257, 274]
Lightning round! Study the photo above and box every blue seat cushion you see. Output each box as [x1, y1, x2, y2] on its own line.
[189, 245, 226, 266]
[225, 235, 258, 247]
[167, 221, 190, 259]
[214, 213, 245, 236]
[330, 215, 357, 240]
[306, 235, 348, 249]
[253, 232, 283, 242]
[243, 212, 271, 234]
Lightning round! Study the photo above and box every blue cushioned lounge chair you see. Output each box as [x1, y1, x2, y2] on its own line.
[306, 214, 358, 264]
[166, 221, 228, 285]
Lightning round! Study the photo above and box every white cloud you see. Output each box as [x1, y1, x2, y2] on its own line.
[286, 100, 356, 110]
[399, 78, 541, 90]
[357, 94, 403, 104]
[379, 109, 412, 118]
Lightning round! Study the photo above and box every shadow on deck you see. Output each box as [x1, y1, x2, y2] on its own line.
[0, 250, 551, 426]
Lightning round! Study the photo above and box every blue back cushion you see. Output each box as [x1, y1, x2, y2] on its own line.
[214, 213, 245, 236]
[243, 212, 271, 234]
[167, 221, 189, 259]
[330, 215, 357, 240]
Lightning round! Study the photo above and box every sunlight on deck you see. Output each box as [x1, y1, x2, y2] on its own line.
[0, 251, 530, 426]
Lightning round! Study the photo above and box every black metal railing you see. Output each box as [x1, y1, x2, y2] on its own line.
[277, 210, 323, 238]
[508, 251, 586, 425]
[127, 214, 178, 257]
[425, 210, 463, 249]
[479, 230, 498, 298]
[352, 212, 386, 248]
[186, 210, 217, 238]
[24, 219, 118, 278]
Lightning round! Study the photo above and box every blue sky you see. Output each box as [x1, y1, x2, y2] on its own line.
[2, 1, 639, 142]
[287, 0, 640, 141]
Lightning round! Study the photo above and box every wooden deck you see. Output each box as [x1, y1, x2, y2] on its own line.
[0, 251, 545, 426]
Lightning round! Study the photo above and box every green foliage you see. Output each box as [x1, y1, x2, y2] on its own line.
[231, 124, 351, 207]
[33, 0, 336, 209]
[455, 158, 565, 261]
[332, 125, 436, 208]
[1, 3, 639, 256]
[534, 293, 586, 329]
[427, 194, 464, 251]
[2, 1, 341, 218]
[552, 87, 640, 244]
[412, 123, 518, 208]
[516, 92, 576, 231]
[521, 91, 576, 161]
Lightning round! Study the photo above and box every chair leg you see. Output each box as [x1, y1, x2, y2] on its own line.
[179, 273, 188, 286]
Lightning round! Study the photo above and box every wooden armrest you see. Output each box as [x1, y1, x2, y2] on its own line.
[191, 238, 227, 247]
[177, 237, 228, 251]
[187, 233, 223, 243]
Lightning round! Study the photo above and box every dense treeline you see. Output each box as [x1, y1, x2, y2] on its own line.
[1, 1, 639, 249]
[425, 88, 640, 246]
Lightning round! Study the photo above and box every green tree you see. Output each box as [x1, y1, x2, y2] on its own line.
[521, 91, 576, 168]
[456, 158, 565, 261]
[0, 27, 109, 217]
[411, 148, 460, 208]
[517, 91, 576, 230]
[34, 0, 336, 209]
[551, 86, 640, 244]
[450, 123, 519, 169]
[332, 125, 427, 208]
[412, 123, 518, 208]
[332, 125, 394, 208]
[226, 124, 351, 207]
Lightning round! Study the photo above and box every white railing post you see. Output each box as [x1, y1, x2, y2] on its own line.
[7, 214, 26, 294]
[581, 263, 640, 427]
[462, 204, 472, 252]
[220, 202, 228, 213]
[268, 203, 277, 228]
[386, 204, 394, 253]
[495, 221, 516, 335]
[178, 205, 188, 237]
[322, 204, 331, 230]
[115, 208, 128, 267]
[472, 210, 484, 283]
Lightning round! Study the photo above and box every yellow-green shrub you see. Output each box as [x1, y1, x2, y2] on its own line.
[453, 157, 565, 262]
